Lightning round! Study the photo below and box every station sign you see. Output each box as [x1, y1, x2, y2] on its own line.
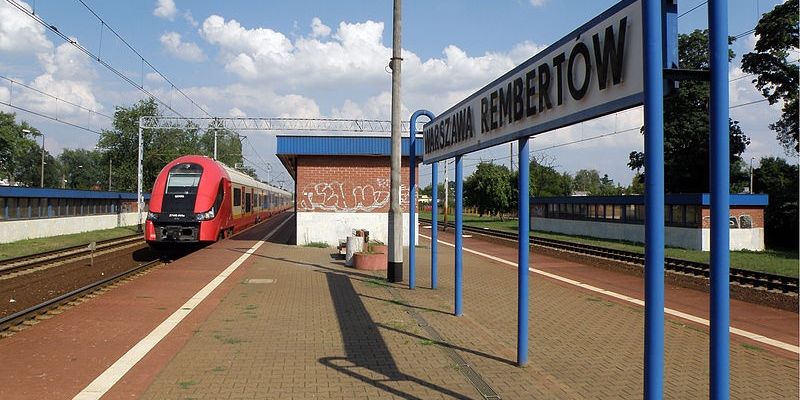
[423, 0, 647, 164]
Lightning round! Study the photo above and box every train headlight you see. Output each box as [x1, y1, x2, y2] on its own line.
[147, 212, 159, 221]
[196, 208, 215, 221]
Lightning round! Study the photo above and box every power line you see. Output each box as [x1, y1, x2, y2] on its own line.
[0, 99, 103, 135]
[5, 0, 189, 119]
[73, 0, 212, 118]
[0, 74, 113, 119]
[678, 1, 708, 19]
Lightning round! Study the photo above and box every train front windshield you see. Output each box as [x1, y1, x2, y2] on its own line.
[166, 163, 203, 194]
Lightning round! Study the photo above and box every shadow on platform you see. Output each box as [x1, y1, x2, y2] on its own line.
[320, 272, 474, 399]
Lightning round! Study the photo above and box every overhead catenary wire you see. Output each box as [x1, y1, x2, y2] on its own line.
[73, 0, 212, 118]
[4, 0, 190, 119]
[0, 99, 103, 135]
[0, 75, 113, 119]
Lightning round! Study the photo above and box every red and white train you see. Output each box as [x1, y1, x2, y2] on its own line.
[145, 155, 292, 248]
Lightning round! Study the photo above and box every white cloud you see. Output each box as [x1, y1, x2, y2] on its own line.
[0, 0, 53, 54]
[160, 32, 206, 62]
[37, 41, 96, 81]
[0, 86, 9, 103]
[183, 10, 199, 28]
[145, 72, 165, 83]
[529, 0, 547, 7]
[228, 107, 247, 117]
[199, 15, 548, 115]
[310, 17, 331, 38]
[153, 0, 177, 20]
[179, 83, 321, 119]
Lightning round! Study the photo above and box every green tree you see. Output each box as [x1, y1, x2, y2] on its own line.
[625, 172, 645, 195]
[0, 112, 42, 185]
[572, 169, 601, 194]
[628, 30, 750, 193]
[741, 0, 799, 153]
[464, 162, 513, 217]
[530, 161, 572, 197]
[98, 98, 252, 192]
[60, 149, 106, 189]
[753, 157, 798, 249]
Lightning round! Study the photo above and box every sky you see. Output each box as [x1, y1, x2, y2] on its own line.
[0, 0, 795, 191]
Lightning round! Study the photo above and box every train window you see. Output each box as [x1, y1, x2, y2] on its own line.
[166, 163, 203, 194]
[233, 187, 242, 206]
[612, 205, 622, 220]
[245, 193, 252, 212]
[214, 182, 224, 212]
[0, 198, 5, 220]
[588, 204, 596, 218]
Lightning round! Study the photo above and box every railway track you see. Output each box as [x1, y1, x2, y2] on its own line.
[0, 234, 143, 277]
[420, 218, 798, 294]
[0, 258, 163, 335]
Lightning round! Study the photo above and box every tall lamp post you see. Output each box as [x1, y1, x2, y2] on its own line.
[749, 157, 755, 194]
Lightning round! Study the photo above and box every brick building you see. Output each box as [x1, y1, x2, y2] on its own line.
[277, 135, 421, 247]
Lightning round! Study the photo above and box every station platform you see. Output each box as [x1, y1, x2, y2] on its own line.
[0, 212, 796, 399]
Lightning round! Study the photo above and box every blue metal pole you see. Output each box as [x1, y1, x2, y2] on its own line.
[709, 1, 730, 398]
[431, 161, 439, 289]
[643, 1, 665, 399]
[408, 110, 434, 290]
[454, 155, 463, 316]
[517, 137, 530, 367]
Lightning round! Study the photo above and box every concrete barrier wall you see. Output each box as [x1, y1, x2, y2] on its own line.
[296, 212, 418, 247]
[702, 228, 765, 251]
[0, 212, 142, 243]
[532, 217, 764, 251]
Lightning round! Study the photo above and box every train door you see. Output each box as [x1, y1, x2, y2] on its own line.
[245, 188, 252, 215]
[232, 185, 242, 218]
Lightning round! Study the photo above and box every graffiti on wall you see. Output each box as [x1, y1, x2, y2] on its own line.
[299, 178, 409, 212]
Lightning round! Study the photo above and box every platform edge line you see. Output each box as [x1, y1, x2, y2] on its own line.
[419, 233, 799, 355]
[72, 215, 293, 400]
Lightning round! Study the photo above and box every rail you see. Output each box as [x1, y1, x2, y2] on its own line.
[0, 234, 143, 275]
[420, 218, 798, 294]
[0, 258, 162, 333]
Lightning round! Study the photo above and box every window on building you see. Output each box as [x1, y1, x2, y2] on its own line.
[729, 216, 739, 228]
[671, 205, 684, 226]
[739, 215, 753, 229]
[685, 206, 698, 227]
[612, 205, 622, 220]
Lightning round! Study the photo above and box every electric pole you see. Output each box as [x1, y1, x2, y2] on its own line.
[387, 0, 403, 282]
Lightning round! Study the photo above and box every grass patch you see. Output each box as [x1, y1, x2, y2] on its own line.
[178, 380, 197, 389]
[244, 304, 257, 310]
[741, 343, 763, 352]
[364, 278, 390, 288]
[224, 337, 244, 344]
[418, 339, 436, 346]
[0, 225, 140, 261]
[420, 211, 799, 277]
[211, 366, 226, 372]
[384, 320, 409, 330]
[304, 241, 330, 248]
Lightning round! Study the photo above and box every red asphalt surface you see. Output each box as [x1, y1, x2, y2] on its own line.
[0, 213, 795, 399]
[0, 213, 292, 400]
